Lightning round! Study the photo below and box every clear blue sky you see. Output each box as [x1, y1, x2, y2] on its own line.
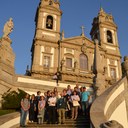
[0, 0, 128, 74]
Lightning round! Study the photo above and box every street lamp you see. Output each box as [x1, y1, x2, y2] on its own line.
[53, 40, 61, 86]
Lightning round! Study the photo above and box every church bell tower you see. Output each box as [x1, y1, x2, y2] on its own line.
[90, 8, 122, 84]
[31, 0, 62, 79]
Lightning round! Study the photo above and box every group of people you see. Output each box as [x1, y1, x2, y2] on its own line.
[20, 84, 91, 127]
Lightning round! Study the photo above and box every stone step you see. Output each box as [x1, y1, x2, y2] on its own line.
[26, 124, 90, 128]
[26, 115, 90, 128]
[28, 121, 89, 125]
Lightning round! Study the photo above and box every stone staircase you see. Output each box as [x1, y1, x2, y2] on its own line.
[26, 115, 90, 128]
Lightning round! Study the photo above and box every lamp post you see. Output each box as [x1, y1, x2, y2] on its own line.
[53, 40, 61, 86]
[57, 40, 62, 86]
[58, 40, 61, 73]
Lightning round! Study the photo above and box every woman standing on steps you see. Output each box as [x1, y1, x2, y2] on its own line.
[20, 93, 30, 127]
[71, 91, 80, 120]
[38, 95, 46, 124]
[29, 94, 37, 122]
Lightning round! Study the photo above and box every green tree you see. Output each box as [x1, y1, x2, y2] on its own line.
[2, 89, 26, 110]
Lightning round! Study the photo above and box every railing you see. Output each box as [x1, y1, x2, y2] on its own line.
[90, 76, 128, 128]
[0, 112, 20, 128]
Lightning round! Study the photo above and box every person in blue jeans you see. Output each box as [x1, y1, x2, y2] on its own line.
[81, 87, 90, 116]
[20, 93, 30, 127]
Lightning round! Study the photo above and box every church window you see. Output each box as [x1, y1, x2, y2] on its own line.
[46, 15, 53, 29]
[66, 58, 72, 68]
[80, 54, 88, 70]
[43, 56, 50, 68]
[110, 68, 116, 79]
[107, 30, 113, 43]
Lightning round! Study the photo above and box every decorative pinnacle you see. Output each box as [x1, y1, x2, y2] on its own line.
[81, 26, 85, 36]
[99, 3, 104, 12]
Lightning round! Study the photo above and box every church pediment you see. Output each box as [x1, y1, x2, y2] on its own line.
[62, 36, 95, 48]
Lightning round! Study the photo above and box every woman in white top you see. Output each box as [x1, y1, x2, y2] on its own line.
[71, 91, 80, 119]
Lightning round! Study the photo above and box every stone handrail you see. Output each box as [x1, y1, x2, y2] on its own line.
[90, 76, 128, 128]
[0, 112, 20, 128]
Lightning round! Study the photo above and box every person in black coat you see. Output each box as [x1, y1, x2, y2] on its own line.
[57, 92, 67, 124]
[29, 94, 37, 122]
[35, 91, 41, 122]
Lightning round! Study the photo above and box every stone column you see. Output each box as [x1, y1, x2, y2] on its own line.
[0, 37, 15, 107]
[123, 56, 128, 78]
[93, 39, 106, 96]
[32, 43, 41, 71]
[0, 37, 15, 76]
[117, 59, 122, 79]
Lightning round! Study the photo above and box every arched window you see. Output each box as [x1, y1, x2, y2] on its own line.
[107, 30, 113, 43]
[79, 54, 88, 70]
[46, 15, 53, 29]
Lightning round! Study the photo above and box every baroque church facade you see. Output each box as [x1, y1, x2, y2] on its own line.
[30, 0, 122, 93]
[1, 1, 128, 127]
[0, 0, 123, 102]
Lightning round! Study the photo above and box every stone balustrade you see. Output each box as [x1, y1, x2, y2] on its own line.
[0, 112, 20, 128]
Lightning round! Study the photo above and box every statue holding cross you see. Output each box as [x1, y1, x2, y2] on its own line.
[81, 26, 85, 36]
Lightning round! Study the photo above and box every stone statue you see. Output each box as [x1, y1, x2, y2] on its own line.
[74, 60, 78, 68]
[2, 18, 14, 38]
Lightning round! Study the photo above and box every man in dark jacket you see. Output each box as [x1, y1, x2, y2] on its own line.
[57, 92, 67, 124]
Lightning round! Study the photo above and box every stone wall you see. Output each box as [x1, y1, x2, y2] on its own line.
[14, 75, 94, 95]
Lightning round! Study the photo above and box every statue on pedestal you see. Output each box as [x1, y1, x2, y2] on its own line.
[2, 18, 14, 38]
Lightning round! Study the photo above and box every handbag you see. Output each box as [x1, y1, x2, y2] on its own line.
[37, 110, 42, 118]
[37, 114, 42, 118]
[73, 100, 80, 107]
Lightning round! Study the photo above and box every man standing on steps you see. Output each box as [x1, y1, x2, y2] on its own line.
[35, 91, 41, 122]
[57, 92, 67, 125]
[47, 92, 57, 124]
[81, 87, 90, 116]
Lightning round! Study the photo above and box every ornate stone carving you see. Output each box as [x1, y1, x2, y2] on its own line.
[110, 59, 115, 65]
[81, 43, 87, 54]
[2, 18, 14, 38]
[44, 46, 51, 53]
